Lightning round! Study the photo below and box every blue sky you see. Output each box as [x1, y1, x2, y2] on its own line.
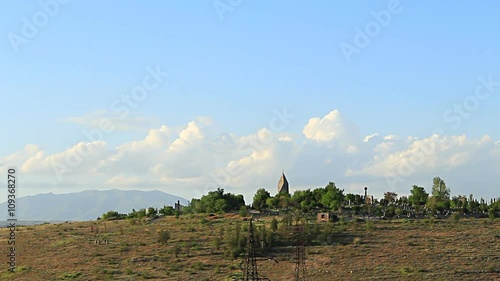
[1, 1, 500, 202]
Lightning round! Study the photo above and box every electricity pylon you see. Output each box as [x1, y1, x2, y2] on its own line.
[293, 224, 308, 281]
[243, 219, 259, 281]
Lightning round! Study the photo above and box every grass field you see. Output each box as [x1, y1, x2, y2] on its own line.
[1, 215, 498, 280]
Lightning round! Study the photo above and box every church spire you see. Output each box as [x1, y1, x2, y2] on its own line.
[278, 171, 289, 195]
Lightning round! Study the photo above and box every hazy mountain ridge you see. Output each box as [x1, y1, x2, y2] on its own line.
[0, 189, 188, 221]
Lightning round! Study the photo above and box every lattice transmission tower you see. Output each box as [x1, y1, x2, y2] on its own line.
[293, 224, 308, 281]
[242, 219, 260, 281]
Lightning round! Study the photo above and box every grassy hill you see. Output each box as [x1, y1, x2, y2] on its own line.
[1, 215, 498, 280]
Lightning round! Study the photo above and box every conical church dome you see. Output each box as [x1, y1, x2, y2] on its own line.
[278, 172, 289, 195]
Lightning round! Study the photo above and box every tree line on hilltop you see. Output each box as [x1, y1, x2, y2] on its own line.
[99, 176, 500, 220]
[252, 177, 499, 219]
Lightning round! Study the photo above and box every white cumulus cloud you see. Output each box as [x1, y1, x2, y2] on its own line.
[4, 109, 499, 201]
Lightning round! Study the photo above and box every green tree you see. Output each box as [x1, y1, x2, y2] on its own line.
[450, 195, 467, 213]
[252, 188, 271, 211]
[432, 177, 450, 201]
[345, 193, 356, 205]
[479, 199, 489, 213]
[134, 208, 147, 219]
[270, 218, 278, 232]
[320, 182, 345, 211]
[101, 210, 126, 220]
[239, 206, 249, 217]
[427, 196, 450, 214]
[214, 198, 229, 214]
[430, 177, 451, 214]
[383, 192, 398, 205]
[409, 185, 429, 207]
[467, 194, 479, 214]
[312, 188, 325, 209]
[266, 196, 280, 210]
[436, 200, 450, 213]
[426, 196, 438, 214]
[127, 208, 138, 219]
[186, 188, 246, 214]
[291, 189, 315, 212]
[277, 194, 291, 210]
[489, 201, 499, 219]
[147, 207, 158, 217]
[225, 222, 245, 259]
[159, 205, 175, 216]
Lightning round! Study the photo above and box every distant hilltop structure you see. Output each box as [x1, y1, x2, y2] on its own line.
[277, 171, 289, 195]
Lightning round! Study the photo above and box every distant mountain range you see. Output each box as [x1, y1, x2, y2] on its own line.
[0, 189, 188, 222]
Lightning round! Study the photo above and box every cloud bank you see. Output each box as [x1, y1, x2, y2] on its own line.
[2, 110, 499, 202]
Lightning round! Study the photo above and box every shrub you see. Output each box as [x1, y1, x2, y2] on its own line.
[213, 237, 221, 251]
[451, 212, 460, 223]
[271, 218, 278, 232]
[173, 243, 181, 258]
[159, 205, 176, 216]
[225, 245, 241, 259]
[101, 210, 126, 220]
[185, 241, 193, 257]
[366, 220, 374, 231]
[120, 246, 130, 252]
[239, 206, 249, 217]
[219, 226, 225, 241]
[353, 237, 362, 245]
[147, 207, 158, 217]
[192, 262, 205, 270]
[59, 272, 82, 280]
[489, 209, 496, 221]
[158, 230, 170, 244]
[127, 209, 147, 219]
